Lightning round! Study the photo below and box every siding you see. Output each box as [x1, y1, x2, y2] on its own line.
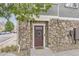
[59, 3, 79, 18]
[40, 4, 58, 16]
[41, 3, 79, 18]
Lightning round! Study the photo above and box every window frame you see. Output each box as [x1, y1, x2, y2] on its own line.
[65, 3, 78, 9]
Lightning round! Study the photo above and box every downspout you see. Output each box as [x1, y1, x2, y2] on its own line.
[17, 20, 21, 53]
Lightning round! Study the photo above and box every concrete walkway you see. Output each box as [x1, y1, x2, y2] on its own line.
[31, 48, 79, 56]
[0, 53, 17, 56]
[54, 49, 79, 56]
[31, 48, 53, 56]
[1, 48, 79, 56]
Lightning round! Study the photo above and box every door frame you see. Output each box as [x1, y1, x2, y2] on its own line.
[32, 23, 45, 48]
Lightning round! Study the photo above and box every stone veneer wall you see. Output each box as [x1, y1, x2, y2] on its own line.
[48, 19, 79, 52]
[18, 21, 31, 56]
[18, 21, 48, 56]
[18, 19, 79, 55]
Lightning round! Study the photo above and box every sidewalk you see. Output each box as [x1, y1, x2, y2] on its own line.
[0, 48, 79, 56]
[31, 48, 79, 56]
[54, 49, 79, 56]
[0, 33, 17, 48]
[0, 53, 16, 56]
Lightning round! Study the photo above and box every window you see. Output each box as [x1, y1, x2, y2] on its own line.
[65, 3, 78, 8]
[73, 3, 78, 8]
[65, 3, 72, 7]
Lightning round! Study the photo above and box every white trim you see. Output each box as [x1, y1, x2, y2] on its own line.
[34, 15, 79, 21]
[58, 4, 59, 16]
[32, 23, 45, 48]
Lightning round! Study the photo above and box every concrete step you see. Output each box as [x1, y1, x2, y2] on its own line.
[31, 48, 53, 56]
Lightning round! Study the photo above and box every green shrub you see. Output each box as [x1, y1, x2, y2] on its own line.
[0, 45, 17, 53]
[5, 20, 14, 32]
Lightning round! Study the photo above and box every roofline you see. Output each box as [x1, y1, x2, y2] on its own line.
[34, 15, 79, 21]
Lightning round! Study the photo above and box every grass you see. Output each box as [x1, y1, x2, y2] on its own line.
[0, 45, 18, 53]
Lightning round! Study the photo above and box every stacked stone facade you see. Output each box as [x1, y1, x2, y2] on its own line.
[19, 19, 79, 55]
[48, 19, 79, 52]
[19, 21, 31, 56]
